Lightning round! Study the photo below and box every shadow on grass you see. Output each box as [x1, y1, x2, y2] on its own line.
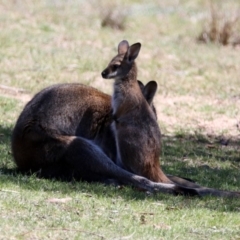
[161, 135, 240, 188]
[0, 124, 12, 139]
[0, 124, 14, 169]
[0, 124, 240, 211]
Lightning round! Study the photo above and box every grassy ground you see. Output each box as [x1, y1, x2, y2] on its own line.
[0, 0, 240, 239]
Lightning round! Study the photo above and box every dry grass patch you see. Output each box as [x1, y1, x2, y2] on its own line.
[100, 2, 127, 30]
[155, 94, 240, 138]
[197, 1, 240, 46]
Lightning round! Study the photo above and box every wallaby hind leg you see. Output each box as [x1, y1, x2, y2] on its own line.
[59, 136, 199, 196]
[32, 135, 121, 182]
[36, 136, 119, 182]
[61, 136, 159, 184]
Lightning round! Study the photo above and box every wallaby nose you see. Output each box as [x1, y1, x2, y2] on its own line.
[101, 71, 107, 78]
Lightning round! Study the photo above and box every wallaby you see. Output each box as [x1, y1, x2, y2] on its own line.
[12, 80, 198, 195]
[102, 41, 171, 183]
[101, 40, 240, 198]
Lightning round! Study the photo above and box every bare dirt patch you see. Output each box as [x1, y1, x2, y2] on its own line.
[155, 94, 240, 139]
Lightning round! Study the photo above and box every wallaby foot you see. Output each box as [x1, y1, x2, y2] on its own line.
[167, 175, 201, 188]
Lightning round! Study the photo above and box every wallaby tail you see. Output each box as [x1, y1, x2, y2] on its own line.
[193, 187, 240, 198]
[158, 184, 240, 198]
[121, 175, 240, 198]
[167, 175, 240, 198]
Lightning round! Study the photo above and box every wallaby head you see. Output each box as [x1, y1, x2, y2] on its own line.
[101, 40, 141, 81]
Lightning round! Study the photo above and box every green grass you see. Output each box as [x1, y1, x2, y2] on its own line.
[0, 0, 240, 239]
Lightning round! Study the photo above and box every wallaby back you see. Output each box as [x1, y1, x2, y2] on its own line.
[12, 83, 115, 174]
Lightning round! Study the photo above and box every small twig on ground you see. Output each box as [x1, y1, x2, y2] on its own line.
[0, 84, 28, 94]
[18, 228, 105, 239]
[113, 231, 135, 240]
[0, 189, 20, 194]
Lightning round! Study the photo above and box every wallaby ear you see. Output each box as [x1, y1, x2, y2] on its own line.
[126, 43, 141, 62]
[143, 81, 158, 104]
[118, 40, 129, 55]
[137, 80, 144, 92]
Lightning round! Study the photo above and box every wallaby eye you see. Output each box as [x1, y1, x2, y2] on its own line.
[112, 64, 119, 71]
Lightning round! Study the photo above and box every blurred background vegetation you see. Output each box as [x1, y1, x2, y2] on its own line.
[0, 0, 240, 137]
[0, 1, 240, 239]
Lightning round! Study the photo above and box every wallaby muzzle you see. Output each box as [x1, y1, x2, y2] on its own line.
[101, 70, 108, 78]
